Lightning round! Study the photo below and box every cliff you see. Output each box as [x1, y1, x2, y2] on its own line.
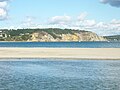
[1, 28, 107, 42]
[31, 30, 107, 42]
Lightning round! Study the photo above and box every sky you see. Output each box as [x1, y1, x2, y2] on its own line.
[0, 0, 120, 36]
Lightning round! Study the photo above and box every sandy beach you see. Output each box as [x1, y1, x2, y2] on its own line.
[0, 48, 120, 60]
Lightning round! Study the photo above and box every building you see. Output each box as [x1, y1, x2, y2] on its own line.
[0, 31, 7, 38]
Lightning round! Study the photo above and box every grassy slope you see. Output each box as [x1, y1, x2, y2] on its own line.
[104, 35, 120, 41]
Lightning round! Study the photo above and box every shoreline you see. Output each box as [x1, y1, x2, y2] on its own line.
[0, 48, 120, 60]
[0, 58, 120, 61]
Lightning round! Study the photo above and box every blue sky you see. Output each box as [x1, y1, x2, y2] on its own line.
[0, 0, 120, 36]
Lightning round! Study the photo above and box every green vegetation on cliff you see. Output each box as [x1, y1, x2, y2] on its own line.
[5, 28, 85, 36]
[0, 28, 106, 41]
[104, 35, 120, 42]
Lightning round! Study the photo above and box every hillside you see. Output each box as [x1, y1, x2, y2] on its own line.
[104, 35, 120, 42]
[0, 28, 107, 42]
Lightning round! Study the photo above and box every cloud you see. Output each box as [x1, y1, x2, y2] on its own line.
[91, 19, 120, 35]
[0, 8, 7, 20]
[77, 12, 88, 21]
[48, 15, 71, 25]
[100, 0, 120, 7]
[0, 0, 9, 1]
[0, 1, 7, 8]
[21, 16, 37, 28]
[46, 14, 120, 35]
[0, 0, 10, 20]
[76, 20, 96, 28]
[5, 13, 120, 36]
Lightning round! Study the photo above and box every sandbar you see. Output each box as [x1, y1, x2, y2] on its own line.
[0, 48, 120, 60]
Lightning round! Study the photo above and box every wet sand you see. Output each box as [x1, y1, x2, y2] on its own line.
[0, 48, 120, 60]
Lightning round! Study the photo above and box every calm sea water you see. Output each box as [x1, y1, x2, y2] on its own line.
[0, 59, 120, 90]
[0, 42, 120, 48]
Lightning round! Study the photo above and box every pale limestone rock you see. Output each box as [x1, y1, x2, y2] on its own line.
[31, 31, 107, 42]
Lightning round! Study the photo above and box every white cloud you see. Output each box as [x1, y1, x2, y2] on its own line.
[0, 0, 10, 20]
[5, 12, 120, 36]
[77, 12, 88, 21]
[21, 16, 37, 28]
[30, 15, 120, 36]
[100, 0, 108, 4]
[81, 20, 96, 27]
[0, 1, 7, 8]
[91, 19, 120, 36]
[48, 15, 71, 25]
[75, 12, 96, 30]
[0, 8, 7, 20]
[111, 19, 120, 25]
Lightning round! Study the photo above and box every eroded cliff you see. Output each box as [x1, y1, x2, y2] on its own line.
[31, 30, 107, 42]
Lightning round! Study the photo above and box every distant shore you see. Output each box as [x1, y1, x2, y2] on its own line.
[0, 48, 120, 60]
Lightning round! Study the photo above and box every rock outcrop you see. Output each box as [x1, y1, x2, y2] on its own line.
[31, 31, 107, 42]
[31, 31, 55, 42]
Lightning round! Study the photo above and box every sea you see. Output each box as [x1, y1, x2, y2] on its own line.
[0, 59, 120, 90]
[0, 41, 120, 48]
[0, 42, 120, 90]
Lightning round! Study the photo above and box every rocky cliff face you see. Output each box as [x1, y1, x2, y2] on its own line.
[77, 32, 106, 41]
[31, 31, 55, 42]
[31, 31, 107, 42]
